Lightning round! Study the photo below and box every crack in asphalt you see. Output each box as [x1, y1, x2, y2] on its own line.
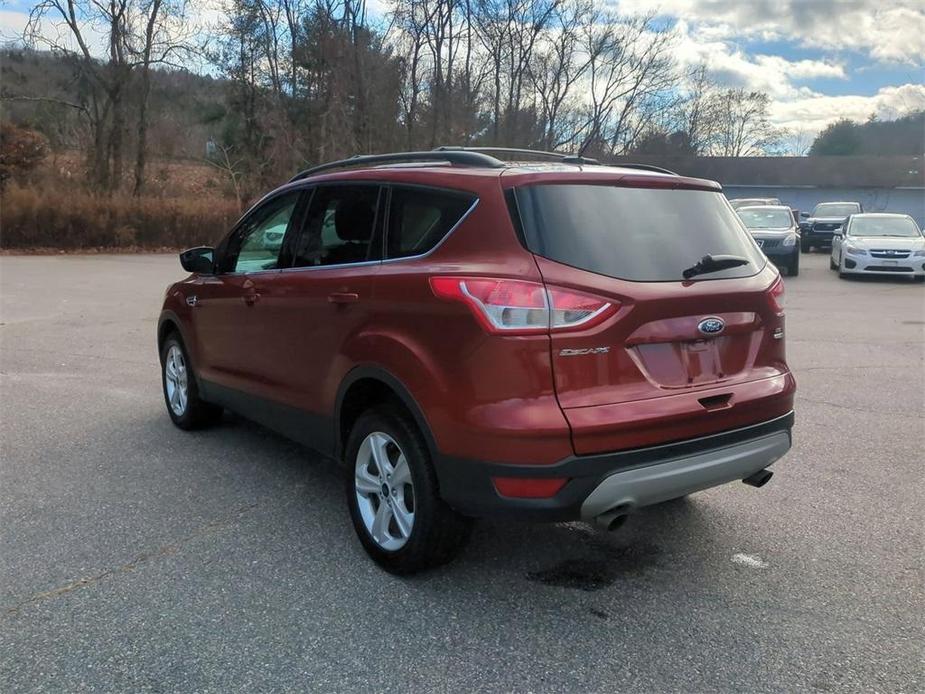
[2, 503, 259, 617]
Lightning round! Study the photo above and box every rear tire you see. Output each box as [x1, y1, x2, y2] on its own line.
[160, 333, 222, 430]
[345, 406, 471, 574]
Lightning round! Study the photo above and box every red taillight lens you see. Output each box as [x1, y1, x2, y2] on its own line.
[768, 276, 785, 315]
[492, 476, 568, 498]
[430, 276, 618, 335]
[547, 286, 615, 330]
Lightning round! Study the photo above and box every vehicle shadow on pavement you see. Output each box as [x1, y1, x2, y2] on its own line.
[176, 411, 718, 593]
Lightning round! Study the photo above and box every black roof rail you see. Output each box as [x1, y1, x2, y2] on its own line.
[611, 162, 679, 176]
[434, 145, 599, 166]
[289, 150, 505, 182]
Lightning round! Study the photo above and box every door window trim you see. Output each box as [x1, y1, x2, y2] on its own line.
[280, 181, 386, 273]
[380, 184, 480, 264]
[216, 187, 310, 276]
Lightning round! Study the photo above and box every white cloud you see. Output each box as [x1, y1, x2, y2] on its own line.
[617, 0, 925, 66]
[670, 20, 845, 100]
[662, 16, 924, 137]
[0, 10, 29, 45]
[771, 83, 925, 132]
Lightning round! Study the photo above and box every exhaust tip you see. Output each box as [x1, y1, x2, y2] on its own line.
[593, 507, 628, 532]
[743, 469, 773, 488]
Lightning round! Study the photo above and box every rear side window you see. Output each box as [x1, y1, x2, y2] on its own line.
[386, 187, 476, 259]
[514, 185, 765, 282]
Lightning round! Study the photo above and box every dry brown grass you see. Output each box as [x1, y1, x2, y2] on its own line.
[0, 182, 241, 250]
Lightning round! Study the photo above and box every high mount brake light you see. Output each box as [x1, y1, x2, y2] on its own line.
[429, 277, 618, 334]
[768, 276, 785, 315]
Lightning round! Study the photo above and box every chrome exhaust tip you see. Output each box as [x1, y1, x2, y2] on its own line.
[743, 469, 773, 488]
[594, 507, 628, 532]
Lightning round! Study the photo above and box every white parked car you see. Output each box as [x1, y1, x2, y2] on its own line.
[830, 213, 925, 281]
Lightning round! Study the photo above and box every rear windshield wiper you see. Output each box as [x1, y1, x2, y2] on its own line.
[682, 254, 750, 280]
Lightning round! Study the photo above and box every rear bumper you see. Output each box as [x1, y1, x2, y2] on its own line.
[580, 429, 789, 519]
[435, 411, 793, 520]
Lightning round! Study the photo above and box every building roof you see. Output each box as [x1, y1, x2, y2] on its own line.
[605, 155, 925, 189]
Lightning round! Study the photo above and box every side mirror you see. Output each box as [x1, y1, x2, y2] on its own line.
[180, 246, 214, 274]
[800, 212, 810, 219]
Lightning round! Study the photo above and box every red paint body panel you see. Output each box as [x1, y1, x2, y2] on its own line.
[159, 162, 795, 481]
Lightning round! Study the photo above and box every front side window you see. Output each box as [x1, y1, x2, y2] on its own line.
[291, 185, 381, 268]
[386, 187, 476, 259]
[515, 184, 765, 282]
[224, 191, 301, 273]
[849, 216, 921, 238]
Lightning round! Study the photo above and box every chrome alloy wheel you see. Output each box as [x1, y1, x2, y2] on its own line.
[354, 432, 415, 551]
[164, 344, 189, 416]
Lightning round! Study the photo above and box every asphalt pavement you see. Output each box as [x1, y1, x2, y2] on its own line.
[1, 252, 923, 692]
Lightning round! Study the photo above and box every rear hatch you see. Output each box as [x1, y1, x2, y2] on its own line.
[509, 175, 794, 454]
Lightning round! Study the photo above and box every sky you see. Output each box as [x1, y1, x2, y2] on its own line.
[615, 0, 925, 140]
[2, 0, 924, 142]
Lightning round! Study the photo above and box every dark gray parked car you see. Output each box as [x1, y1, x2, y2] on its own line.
[800, 201, 863, 252]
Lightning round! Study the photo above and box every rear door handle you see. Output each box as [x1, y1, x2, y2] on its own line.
[243, 291, 259, 306]
[328, 292, 359, 304]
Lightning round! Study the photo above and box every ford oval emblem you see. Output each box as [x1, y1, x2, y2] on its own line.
[698, 317, 725, 335]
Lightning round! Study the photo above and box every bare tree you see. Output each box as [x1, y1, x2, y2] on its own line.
[710, 88, 782, 156]
[26, 0, 133, 191]
[528, 0, 598, 149]
[205, 142, 247, 210]
[129, 0, 194, 194]
[577, 13, 676, 156]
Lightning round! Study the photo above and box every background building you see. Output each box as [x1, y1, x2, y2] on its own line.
[610, 155, 925, 225]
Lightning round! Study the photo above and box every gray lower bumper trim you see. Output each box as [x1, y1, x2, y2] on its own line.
[580, 430, 791, 519]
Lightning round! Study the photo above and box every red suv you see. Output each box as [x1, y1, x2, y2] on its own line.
[158, 148, 795, 573]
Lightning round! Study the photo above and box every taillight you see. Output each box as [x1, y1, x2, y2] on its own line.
[429, 277, 618, 334]
[768, 276, 785, 315]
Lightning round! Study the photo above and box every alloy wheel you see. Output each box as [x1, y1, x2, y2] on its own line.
[354, 432, 415, 551]
[164, 344, 189, 416]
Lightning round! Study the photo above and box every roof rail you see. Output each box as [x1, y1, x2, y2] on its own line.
[434, 145, 599, 166]
[612, 162, 679, 176]
[289, 150, 505, 182]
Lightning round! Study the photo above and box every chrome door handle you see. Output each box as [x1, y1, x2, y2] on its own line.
[186, 295, 198, 307]
[243, 292, 259, 306]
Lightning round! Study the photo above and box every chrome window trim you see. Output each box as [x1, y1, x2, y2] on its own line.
[219, 188, 307, 277]
[272, 193, 480, 273]
[277, 258, 383, 274]
[381, 196, 479, 265]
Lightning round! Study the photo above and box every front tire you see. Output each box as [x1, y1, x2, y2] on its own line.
[830, 256, 838, 270]
[160, 334, 222, 429]
[788, 252, 800, 277]
[345, 406, 471, 574]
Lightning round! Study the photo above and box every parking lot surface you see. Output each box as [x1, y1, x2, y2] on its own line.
[1, 253, 922, 692]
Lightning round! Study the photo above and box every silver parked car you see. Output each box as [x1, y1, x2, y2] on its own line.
[830, 213, 925, 281]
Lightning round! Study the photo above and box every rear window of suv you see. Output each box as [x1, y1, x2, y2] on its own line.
[514, 184, 765, 282]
